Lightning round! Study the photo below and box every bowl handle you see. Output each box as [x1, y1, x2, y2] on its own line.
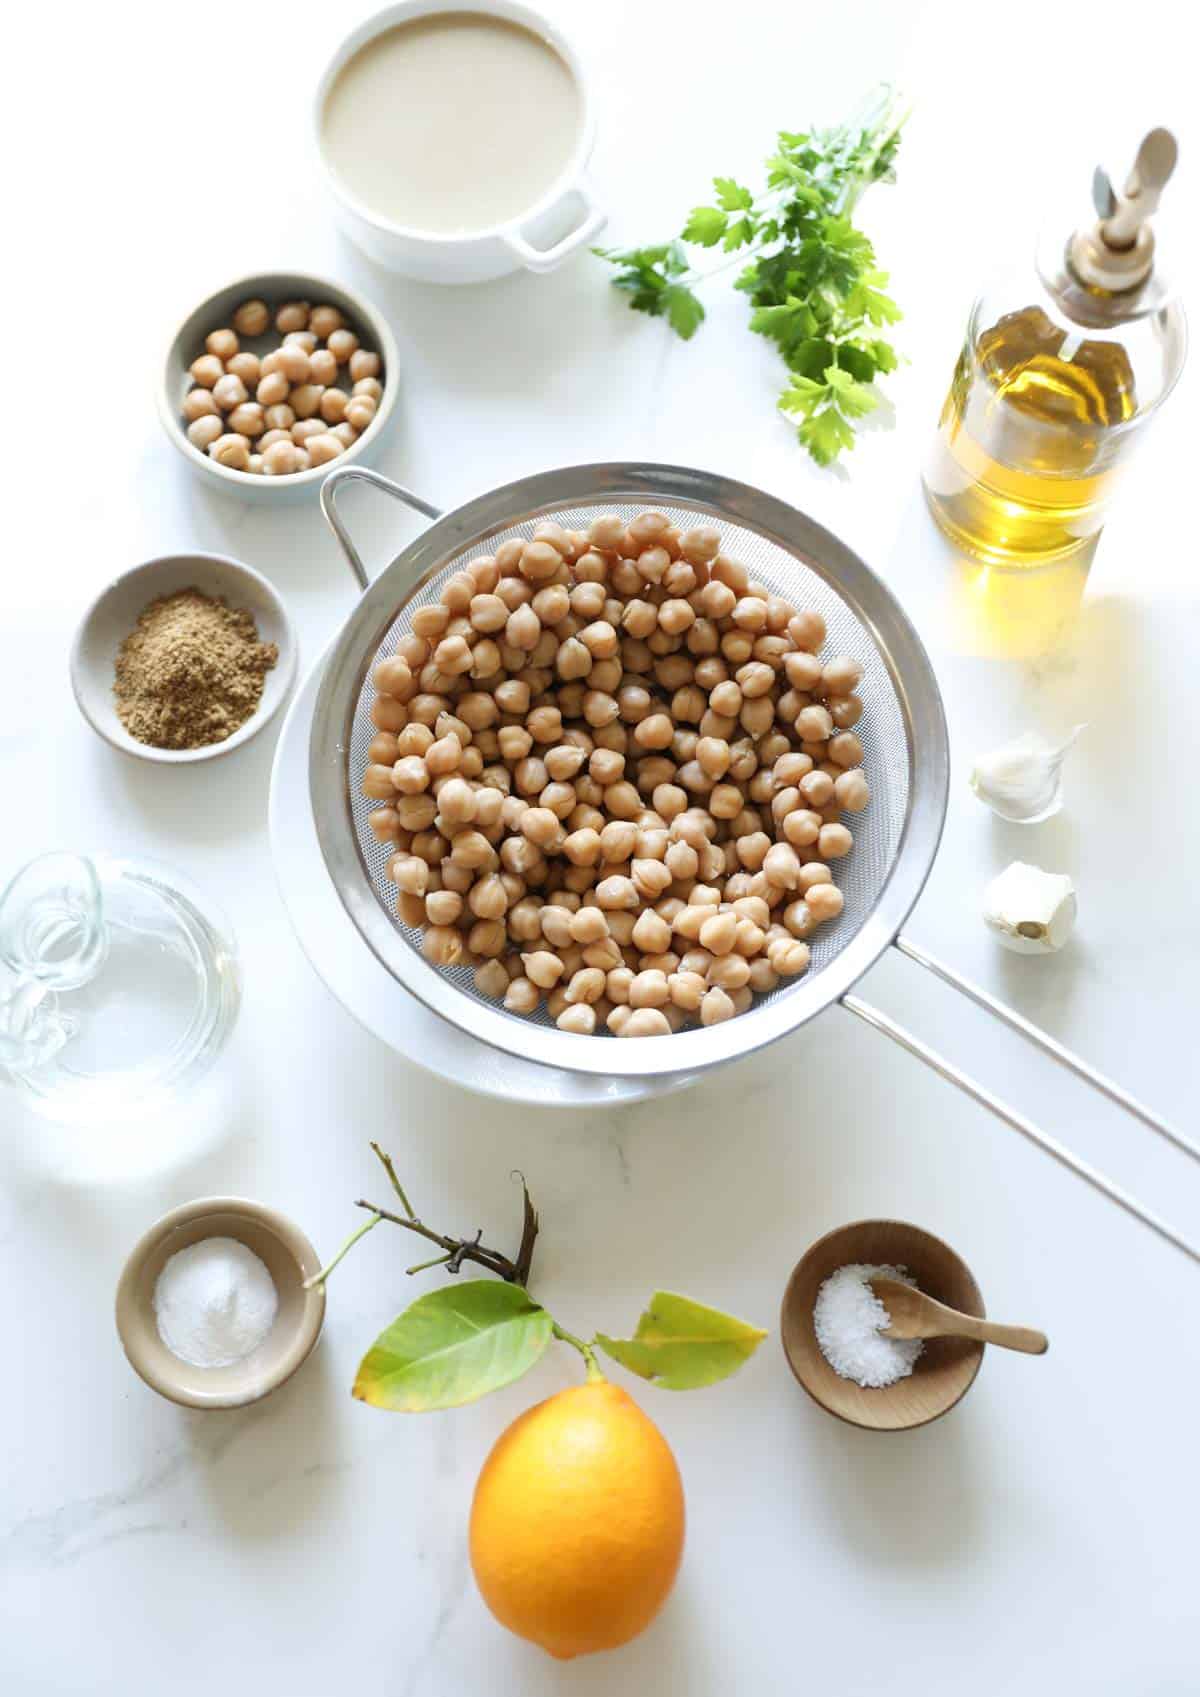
[320, 467, 443, 593]
[501, 176, 607, 274]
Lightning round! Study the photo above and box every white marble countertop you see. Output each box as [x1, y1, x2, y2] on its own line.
[3, 1, 1198, 1690]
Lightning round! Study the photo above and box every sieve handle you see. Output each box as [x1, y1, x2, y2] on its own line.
[320, 466, 443, 593]
[841, 957, 1200, 1267]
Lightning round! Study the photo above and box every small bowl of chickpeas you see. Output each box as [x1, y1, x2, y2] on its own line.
[159, 270, 399, 501]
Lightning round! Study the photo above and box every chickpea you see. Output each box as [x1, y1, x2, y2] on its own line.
[596, 875, 638, 910]
[827, 731, 864, 771]
[257, 370, 291, 408]
[521, 951, 564, 989]
[425, 890, 463, 927]
[264, 403, 296, 433]
[764, 842, 802, 890]
[782, 808, 823, 849]
[799, 769, 835, 808]
[208, 433, 251, 470]
[226, 402, 265, 439]
[708, 953, 751, 991]
[349, 349, 381, 383]
[563, 966, 606, 1006]
[818, 822, 853, 859]
[423, 926, 464, 967]
[210, 373, 247, 412]
[806, 882, 844, 924]
[557, 1003, 596, 1035]
[354, 377, 385, 407]
[276, 301, 310, 333]
[620, 1008, 671, 1038]
[187, 414, 224, 451]
[183, 387, 219, 422]
[834, 768, 870, 812]
[700, 986, 735, 1026]
[822, 655, 863, 696]
[504, 976, 540, 1014]
[226, 352, 261, 389]
[327, 328, 359, 364]
[698, 911, 737, 956]
[290, 384, 325, 420]
[333, 421, 359, 449]
[299, 348, 332, 389]
[229, 299, 268, 338]
[475, 959, 510, 1000]
[767, 938, 811, 976]
[787, 610, 827, 652]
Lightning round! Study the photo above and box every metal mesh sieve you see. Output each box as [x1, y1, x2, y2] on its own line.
[311, 464, 949, 1080]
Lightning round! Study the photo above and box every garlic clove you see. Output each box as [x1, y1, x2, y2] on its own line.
[969, 725, 1085, 823]
[983, 861, 1077, 954]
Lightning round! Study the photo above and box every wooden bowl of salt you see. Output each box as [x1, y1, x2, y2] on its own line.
[780, 1219, 986, 1431]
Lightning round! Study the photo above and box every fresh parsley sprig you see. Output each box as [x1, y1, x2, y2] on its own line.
[594, 87, 906, 466]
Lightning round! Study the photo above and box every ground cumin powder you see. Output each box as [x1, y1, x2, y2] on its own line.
[114, 588, 278, 750]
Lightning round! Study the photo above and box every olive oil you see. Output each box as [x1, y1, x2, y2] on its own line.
[924, 129, 1185, 569]
[924, 306, 1138, 566]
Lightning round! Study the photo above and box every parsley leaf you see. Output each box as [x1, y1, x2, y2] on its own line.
[713, 176, 754, 211]
[663, 284, 705, 340]
[593, 88, 905, 465]
[681, 205, 728, 247]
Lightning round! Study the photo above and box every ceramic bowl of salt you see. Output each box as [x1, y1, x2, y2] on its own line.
[116, 1197, 326, 1409]
[780, 1219, 986, 1432]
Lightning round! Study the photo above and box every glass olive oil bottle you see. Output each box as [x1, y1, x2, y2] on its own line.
[924, 130, 1186, 567]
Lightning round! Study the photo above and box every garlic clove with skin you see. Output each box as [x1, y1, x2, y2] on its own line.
[970, 726, 1085, 823]
[983, 861, 1077, 954]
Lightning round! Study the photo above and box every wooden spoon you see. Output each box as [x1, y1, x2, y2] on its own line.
[870, 1276, 1048, 1356]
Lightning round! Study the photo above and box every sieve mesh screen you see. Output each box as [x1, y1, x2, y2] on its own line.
[344, 499, 910, 1034]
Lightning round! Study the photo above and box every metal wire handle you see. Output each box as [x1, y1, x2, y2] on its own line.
[321, 466, 443, 592]
[844, 944, 1199, 1266]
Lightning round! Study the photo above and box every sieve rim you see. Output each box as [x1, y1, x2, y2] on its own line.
[309, 461, 949, 1079]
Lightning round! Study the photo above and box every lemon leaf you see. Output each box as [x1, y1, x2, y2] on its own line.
[353, 1281, 552, 1412]
[595, 1291, 767, 1391]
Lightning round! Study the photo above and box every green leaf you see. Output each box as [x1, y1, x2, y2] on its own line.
[824, 367, 879, 418]
[681, 205, 727, 247]
[713, 175, 754, 211]
[778, 376, 827, 416]
[595, 1291, 766, 1391]
[353, 1280, 552, 1412]
[722, 217, 756, 252]
[798, 405, 856, 465]
[663, 284, 705, 340]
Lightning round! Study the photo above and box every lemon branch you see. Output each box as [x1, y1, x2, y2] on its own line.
[306, 1144, 539, 1291]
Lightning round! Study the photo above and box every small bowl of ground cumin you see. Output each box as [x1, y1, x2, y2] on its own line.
[71, 553, 297, 763]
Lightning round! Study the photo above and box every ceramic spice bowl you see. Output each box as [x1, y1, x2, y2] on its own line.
[116, 1197, 326, 1410]
[157, 269, 400, 502]
[780, 1219, 986, 1432]
[70, 551, 297, 764]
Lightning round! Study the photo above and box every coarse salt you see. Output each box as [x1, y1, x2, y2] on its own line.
[813, 1262, 924, 1389]
[154, 1236, 278, 1369]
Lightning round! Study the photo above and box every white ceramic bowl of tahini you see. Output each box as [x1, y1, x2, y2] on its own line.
[313, 0, 605, 283]
[158, 270, 400, 503]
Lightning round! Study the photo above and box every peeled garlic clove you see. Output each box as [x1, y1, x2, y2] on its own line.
[983, 861, 1077, 954]
[969, 726, 1085, 823]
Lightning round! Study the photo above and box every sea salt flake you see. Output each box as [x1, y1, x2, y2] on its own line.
[813, 1262, 924, 1389]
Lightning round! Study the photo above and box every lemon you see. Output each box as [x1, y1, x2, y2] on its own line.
[469, 1381, 685, 1659]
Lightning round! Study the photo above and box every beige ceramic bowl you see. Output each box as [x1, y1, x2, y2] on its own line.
[70, 551, 297, 764]
[116, 1197, 326, 1409]
[780, 1219, 986, 1432]
[158, 269, 400, 502]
